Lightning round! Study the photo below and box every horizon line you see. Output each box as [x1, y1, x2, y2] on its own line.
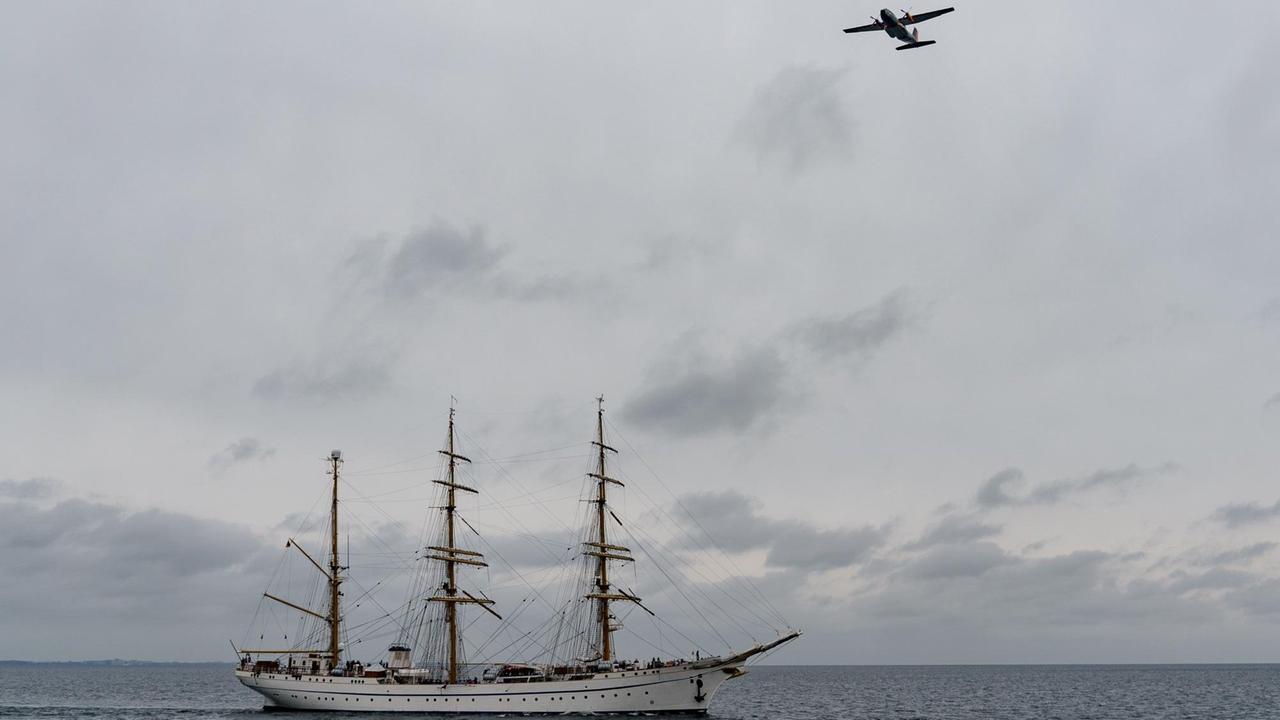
[7, 659, 1280, 667]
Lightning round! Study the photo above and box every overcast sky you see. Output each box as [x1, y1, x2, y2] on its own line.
[3, 1, 1280, 664]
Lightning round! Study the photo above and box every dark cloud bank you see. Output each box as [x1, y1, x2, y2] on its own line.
[0, 494, 273, 660]
[7, 463, 1280, 662]
[623, 289, 917, 436]
[678, 489, 891, 571]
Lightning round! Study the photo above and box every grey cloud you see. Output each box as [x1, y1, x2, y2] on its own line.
[1213, 499, 1280, 528]
[489, 272, 596, 302]
[1265, 392, 1280, 410]
[675, 490, 889, 571]
[0, 499, 260, 576]
[273, 512, 311, 533]
[623, 347, 789, 436]
[906, 514, 1002, 550]
[385, 223, 506, 299]
[792, 288, 915, 363]
[674, 490, 762, 553]
[352, 223, 590, 304]
[862, 537, 1280, 640]
[975, 468, 1025, 508]
[624, 290, 921, 437]
[0, 491, 426, 660]
[1166, 567, 1257, 595]
[1027, 463, 1176, 505]
[1196, 542, 1277, 566]
[209, 437, 275, 472]
[736, 65, 853, 173]
[0, 497, 273, 651]
[0, 498, 117, 549]
[768, 523, 891, 571]
[481, 531, 577, 570]
[859, 550, 1132, 627]
[635, 235, 720, 272]
[905, 541, 1011, 580]
[976, 464, 1174, 509]
[0, 477, 58, 499]
[253, 357, 392, 403]
[1022, 539, 1050, 554]
[1226, 579, 1280, 616]
[840, 538, 1280, 662]
[966, 550, 1112, 602]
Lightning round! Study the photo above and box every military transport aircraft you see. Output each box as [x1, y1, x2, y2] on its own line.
[843, 7, 955, 50]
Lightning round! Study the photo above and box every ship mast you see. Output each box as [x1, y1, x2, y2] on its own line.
[327, 450, 343, 667]
[584, 397, 640, 663]
[251, 450, 347, 669]
[427, 406, 499, 683]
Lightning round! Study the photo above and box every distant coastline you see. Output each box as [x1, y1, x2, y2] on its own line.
[0, 659, 226, 667]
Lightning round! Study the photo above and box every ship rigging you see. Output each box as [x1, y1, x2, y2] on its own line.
[234, 399, 800, 713]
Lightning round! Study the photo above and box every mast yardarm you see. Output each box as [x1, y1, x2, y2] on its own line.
[427, 407, 498, 683]
[586, 397, 639, 663]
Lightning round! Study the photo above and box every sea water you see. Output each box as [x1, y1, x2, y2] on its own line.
[2, 663, 1279, 719]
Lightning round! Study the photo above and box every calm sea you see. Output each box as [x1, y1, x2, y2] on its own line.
[1, 664, 1278, 719]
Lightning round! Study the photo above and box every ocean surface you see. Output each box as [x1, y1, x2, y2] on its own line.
[1, 664, 1279, 719]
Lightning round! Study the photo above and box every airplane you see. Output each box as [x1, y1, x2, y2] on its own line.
[843, 7, 955, 50]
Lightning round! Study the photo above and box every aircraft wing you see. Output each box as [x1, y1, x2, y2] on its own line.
[900, 7, 955, 24]
[842, 21, 883, 33]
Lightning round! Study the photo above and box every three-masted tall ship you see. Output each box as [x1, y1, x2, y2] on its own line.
[234, 400, 799, 713]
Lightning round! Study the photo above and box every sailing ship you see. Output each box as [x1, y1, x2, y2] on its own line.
[234, 400, 800, 713]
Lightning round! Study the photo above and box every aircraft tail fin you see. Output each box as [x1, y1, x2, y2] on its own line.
[895, 40, 936, 50]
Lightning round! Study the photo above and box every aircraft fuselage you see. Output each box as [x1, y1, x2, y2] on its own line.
[879, 8, 915, 43]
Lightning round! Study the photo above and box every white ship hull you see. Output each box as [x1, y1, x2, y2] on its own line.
[237, 661, 740, 713]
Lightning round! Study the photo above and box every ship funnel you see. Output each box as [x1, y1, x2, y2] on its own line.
[387, 644, 413, 670]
